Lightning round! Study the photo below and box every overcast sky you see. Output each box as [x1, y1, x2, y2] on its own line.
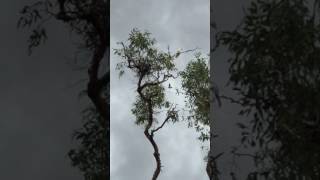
[110, 0, 255, 180]
[0, 0, 85, 179]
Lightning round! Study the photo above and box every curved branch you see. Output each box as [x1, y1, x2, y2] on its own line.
[136, 72, 166, 180]
[137, 84, 162, 180]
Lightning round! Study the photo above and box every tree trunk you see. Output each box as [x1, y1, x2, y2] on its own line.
[86, 1, 109, 179]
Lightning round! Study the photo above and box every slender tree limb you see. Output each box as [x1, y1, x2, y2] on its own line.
[151, 116, 170, 135]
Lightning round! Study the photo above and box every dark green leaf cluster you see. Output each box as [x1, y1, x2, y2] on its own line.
[114, 28, 177, 79]
[18, 1, 51, 54]
[131, 97, 149, 125]
[115, 30, 182, 179]
[131, 85, 166, 125]
[219, 0, 320, 178]
[180, 53, 210, 141]
[68, 106, 107, 180]
[115, 29, 180, 127]
[18, 0, 108, 54]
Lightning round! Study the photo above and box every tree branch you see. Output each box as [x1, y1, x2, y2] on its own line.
[151, 117, 170, 135]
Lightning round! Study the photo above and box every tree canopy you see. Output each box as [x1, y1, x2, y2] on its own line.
[218, 0, 320, 178]
[180, 53, 210, 141]
[114, 28, 216, 180]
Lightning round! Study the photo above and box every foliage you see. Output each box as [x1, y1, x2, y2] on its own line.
[68, 107, 107, 180]
[218, 0, 320, 178]
[18, 0, 108, 53]
[19, 1, 109, 180]
[114, 28, 181, 180]
[114, 28, 180, 126]
[131, 85, 166, 125]
[180, 53, 210, 141]
[115, 29, 177, 76]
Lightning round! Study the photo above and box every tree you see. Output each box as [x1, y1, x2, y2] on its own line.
[18, 0, 109, 179]
[180, 52, 222, 179]
[114, 29, 181, 180]
[179, 2, 222, 179]
[180, 53, 210, 142]
[218, 0, 320, 179]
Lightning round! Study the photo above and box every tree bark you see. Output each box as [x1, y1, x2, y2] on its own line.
[86, 1, 109, 179]
[137, 80, 162, 180]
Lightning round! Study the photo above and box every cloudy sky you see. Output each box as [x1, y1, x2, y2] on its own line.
[110, 0, 255, 180]
[0, 0, 86, 179]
